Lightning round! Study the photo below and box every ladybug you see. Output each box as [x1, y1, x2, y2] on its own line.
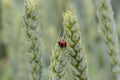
[58, 39, 67, 48]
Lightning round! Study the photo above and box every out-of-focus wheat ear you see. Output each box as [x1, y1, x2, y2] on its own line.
[1, 0, 20, 80]
[0, 0, 1, 55]
[49, 42, 68, 80]
[0, 0, 1, 31]
[23, 0, 43, 80]
[96, 0, 120, 80]
[63, 10, 89, 80]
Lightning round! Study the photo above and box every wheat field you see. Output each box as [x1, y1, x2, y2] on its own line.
[0, 0, 120, 80]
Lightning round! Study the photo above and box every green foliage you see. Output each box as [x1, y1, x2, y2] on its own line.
[0, 0, 120, 80]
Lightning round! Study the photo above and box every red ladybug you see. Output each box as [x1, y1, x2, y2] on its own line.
[58, 39, 67, 48]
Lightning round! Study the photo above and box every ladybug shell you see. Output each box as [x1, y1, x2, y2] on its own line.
[58, 39, 67, 48]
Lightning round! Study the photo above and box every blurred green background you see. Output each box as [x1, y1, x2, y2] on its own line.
[0, 0, 120, 80]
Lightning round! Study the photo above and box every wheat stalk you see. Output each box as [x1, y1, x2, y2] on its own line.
[63, 10, 89, 80]
[24, 0, 43, 80]
[96, 0, 120, 79]
[49, 43, 68, 80]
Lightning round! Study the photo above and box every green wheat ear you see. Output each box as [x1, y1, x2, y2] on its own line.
[24, 0, 43, 80]
[96, 0, 120, 80]
[49, 43, 68, 80]
[63, 10, 89, 80]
